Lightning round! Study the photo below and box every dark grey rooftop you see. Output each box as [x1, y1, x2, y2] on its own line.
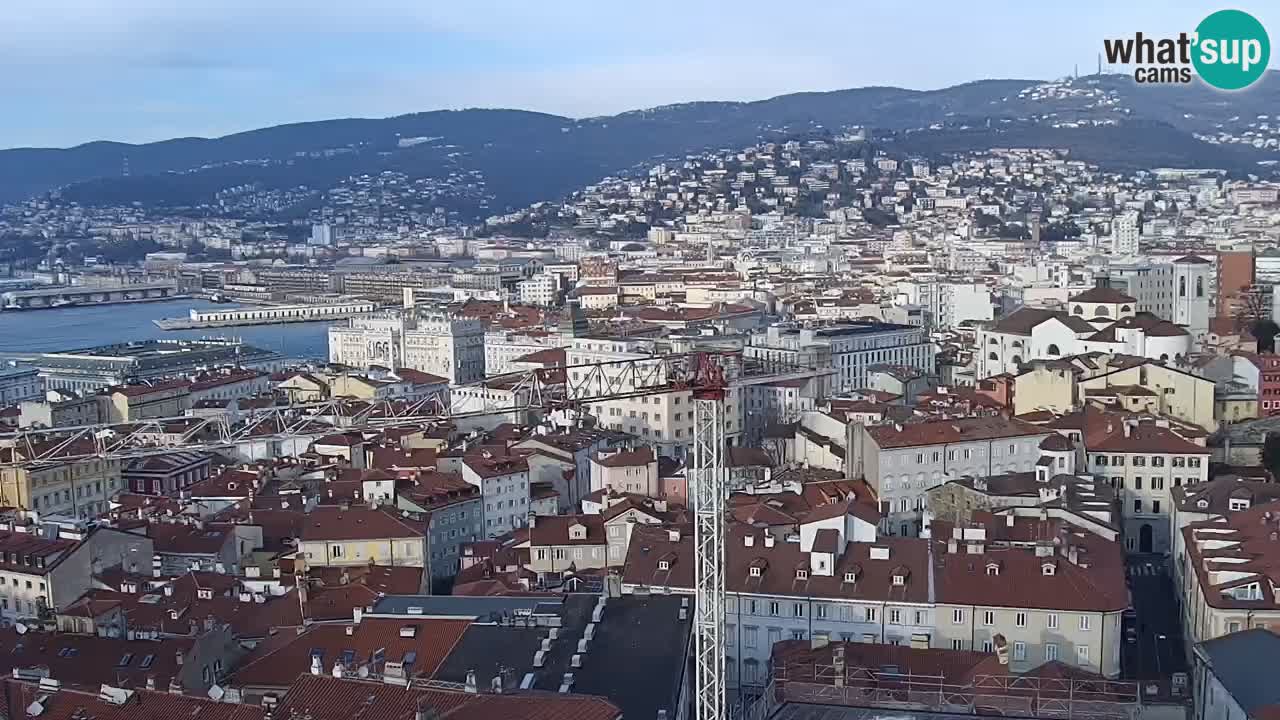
[1197, 628, 1280, 713]
[370, 594, 564, 622]
[813, 323, 920, 337]
[431, 594, 691, 720]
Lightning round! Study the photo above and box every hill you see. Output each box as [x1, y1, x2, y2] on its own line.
[3, 74, 1278, 216]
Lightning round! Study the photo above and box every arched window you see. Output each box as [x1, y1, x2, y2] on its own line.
[1121, 305, 1132, 313]
[988, 337, 998, 345]
[1011, 340, 1022, 348]
[1196, 277, 1204, 297]
[1095, 306, 1111, 317]
[1073, 305, 1084, 315]
[989, 352, 999, 360]
[1160, 353, 1169, 361]
[1179, 276, 1186, 297]
[1047, 344, 1060, 355]
[1011, 355, 1023, 366]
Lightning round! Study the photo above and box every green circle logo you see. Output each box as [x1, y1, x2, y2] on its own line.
[1192, 9, 1270, 90]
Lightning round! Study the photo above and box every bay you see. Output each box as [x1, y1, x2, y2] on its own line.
[0, 299, 332, 359]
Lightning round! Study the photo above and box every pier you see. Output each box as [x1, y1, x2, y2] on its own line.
[153, 300, 377, 330]
[1, 283, 183, 310]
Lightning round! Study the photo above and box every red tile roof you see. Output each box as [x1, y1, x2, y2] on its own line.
[299, 506, 427, 542]
[0, 679, 265, 720]
[272, 674, 621, 720]
[232, 617, 471, 688]
[865, 416, 1048, 449]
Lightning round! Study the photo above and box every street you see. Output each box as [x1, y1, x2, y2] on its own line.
[1122, 555, 1189, 701]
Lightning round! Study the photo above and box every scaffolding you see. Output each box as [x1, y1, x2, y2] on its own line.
[767, 653, 1142, 720]
[692, 354, 728, 720]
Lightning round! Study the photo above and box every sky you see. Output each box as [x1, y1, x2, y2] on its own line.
[1, 1, 1275, 148]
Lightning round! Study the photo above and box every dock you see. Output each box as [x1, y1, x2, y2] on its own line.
[2, 283, 183, 310]
[153, 300, 377, 330]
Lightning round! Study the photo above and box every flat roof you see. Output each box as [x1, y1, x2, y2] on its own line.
[370, 594, 563, 621]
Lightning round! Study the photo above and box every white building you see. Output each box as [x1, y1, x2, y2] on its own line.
[328, 311, 485, 384]
[461, 452, 531, 537]
[745, 323, 933, 394]
[1110, 256, 1213, 344]
[1111, 211, 1139, 256]
[517, 272, 559, 307]
[0, 367, 42, 407]
[309, 223, 334, 247]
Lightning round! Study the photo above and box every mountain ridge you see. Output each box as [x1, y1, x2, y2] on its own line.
[4, 75, 1278, 214]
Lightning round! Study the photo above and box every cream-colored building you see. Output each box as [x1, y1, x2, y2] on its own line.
[525, 514, 607, 580]
[297, 505, 428, 568]
[0, 447, 123, 520]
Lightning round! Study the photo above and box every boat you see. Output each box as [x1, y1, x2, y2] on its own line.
[209, 292, 233, 304]
[51, 298, 80, 309]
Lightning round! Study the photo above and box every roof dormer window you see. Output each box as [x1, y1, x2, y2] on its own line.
[1042, 562, 1056, 576]
[892, 574, 905, 586]
[985, 562, 1000, 576]
[796, 569, 808, 580]
[749, 567, 762, 578]
[843, 571, 857, 583]
[658, 560, 670, 571]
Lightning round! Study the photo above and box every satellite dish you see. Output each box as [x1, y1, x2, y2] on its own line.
[207, 684, 225, 702]
[15, 623, 27, 635]
[26, 700, 44, 717]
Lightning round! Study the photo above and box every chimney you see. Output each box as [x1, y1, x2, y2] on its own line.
[175, 650, 185, 666]
[168, 678, 183, 695]
[763, 532, 775, 548]
[310, 655, 323, 675]
[464, 670, 478, 694]
[146, 675, 156, 691]
[744, 535, 754, 548]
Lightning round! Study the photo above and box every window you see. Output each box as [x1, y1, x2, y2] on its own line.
[1133, 456, 1146, 467]
[726, 625, 735, 647]
[1013, 642, 1027, 661]
[1045, 643, 1059, 662]
[1111, 456, 1124, 466]
[952, 639, 965, 650]
[1077, 645, 1090, 664]
[793, 603, 804, 618]
[1134, 477, 1143, 490]
[1152, 456, 1165, 467]
[744, 626, 758, 648]
[330, 545, 343, 558]
[953, 609, 964, 625]
[1153, 500, 1162, 514]
[816, 604, 828, 620]
[865, 607, 877, 623]
[1134, 499, 1142, 513]
[1015, 612, 1027, 628]
[769, 602, 780, 616]
[1079, 615, 1091, 631]
[982, 639, 994, 653]
[915, 610, 925, 625]
[889, 609, 901, 624]
[1047, 613, 1059, 630]
[983, 611, 994, 626]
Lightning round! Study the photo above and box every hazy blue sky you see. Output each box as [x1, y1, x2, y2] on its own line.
[1, 1, 1274, 148]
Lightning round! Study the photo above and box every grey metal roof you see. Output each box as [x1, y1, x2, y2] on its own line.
[369, 594, 563, 621]
[1197, 628, 1280, 713]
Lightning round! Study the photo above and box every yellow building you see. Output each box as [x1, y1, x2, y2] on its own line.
[0, 442, 123, 519]
[297, 505, 427, 568]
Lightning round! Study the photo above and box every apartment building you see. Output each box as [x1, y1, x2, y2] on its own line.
[1080, 415, 1210, 554]
[1192, 629, 1280, 720]
[296, 505, 428, 568]
[0, 444, 123, 519]
[0, 367, 41, 407]
[526, 514, 607, 582]
[567, 336, 747, 457]
[746, 322, 933, 394]
[623, 511, 1125, 691]
[122, 451, 212, 496]
[848, 416, 1051, 536]
[517, 272, 559, 306]
[100, 381, 191, 423]
[1179, 501, 1280, 654]
[460, 450, 531, 537]
[393, 472, 482, 585]
[590, 447, 659, 497]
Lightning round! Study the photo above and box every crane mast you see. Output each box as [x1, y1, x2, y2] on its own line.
[690, 351, 728, 720]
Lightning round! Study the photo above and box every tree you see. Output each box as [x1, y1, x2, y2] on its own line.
[1263, 433, 1280, 481]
